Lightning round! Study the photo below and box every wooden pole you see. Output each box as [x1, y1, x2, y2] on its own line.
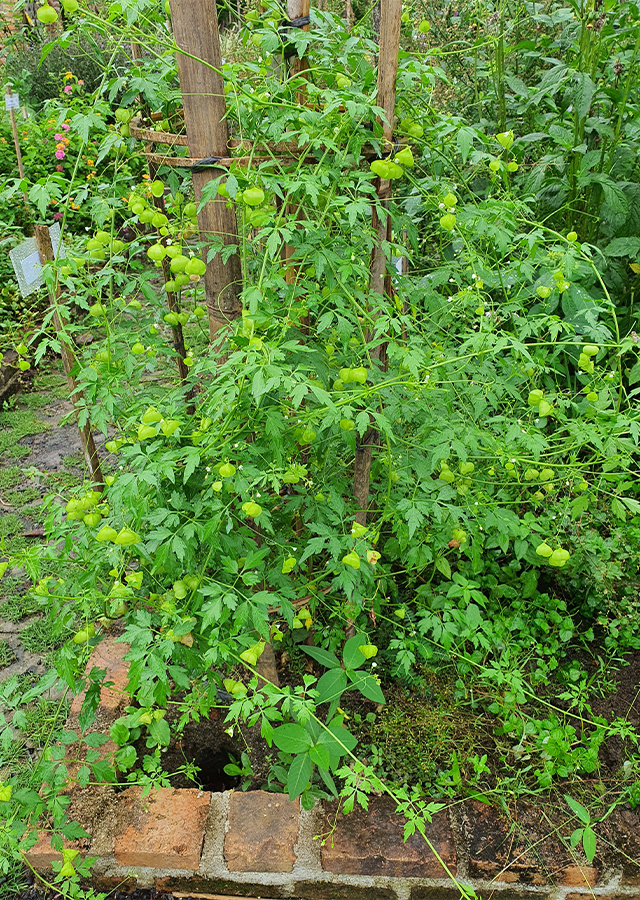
[352, 0, 402, 526]
[6, 88, 28, 205]
[282, 0, 310, 298]
[170, 0, 243, 340]
[34, 226, 104, 488]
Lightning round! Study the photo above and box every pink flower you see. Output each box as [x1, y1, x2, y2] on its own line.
[56, 164, 63, 171]
[55, 149, 65, 160]
[78, 80, 84, 85]
[64, 85, 73, 94]
[53, 212, 63, 220]
[61, 123, 70, 131]
[54, 133, 64, 140]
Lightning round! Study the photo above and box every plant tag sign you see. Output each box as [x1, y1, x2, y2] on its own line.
[9, 223, 65, 297]
[5, 93, 19, 110]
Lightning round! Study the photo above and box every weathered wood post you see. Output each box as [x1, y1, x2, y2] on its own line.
[352, 0, 402, 525]
[170, 0, 243, 339]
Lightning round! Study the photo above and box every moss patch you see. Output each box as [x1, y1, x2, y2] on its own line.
[0, 407, 49, 457]
[19, 619, 62, 656]
[368, 669, 477, 788]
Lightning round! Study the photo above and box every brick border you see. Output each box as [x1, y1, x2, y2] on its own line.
[24, 637, 640, 899]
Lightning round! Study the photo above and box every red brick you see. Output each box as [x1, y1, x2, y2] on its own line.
[23, 832, 85, 871]
[560, 866, 599, 887]
[224, 791, 299, 872]
[321, 796, 455, 878]
[114, 786, 210, 869]
[70, 637, 130, 720]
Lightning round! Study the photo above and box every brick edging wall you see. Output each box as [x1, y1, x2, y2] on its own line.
[25, 636, 640, 899]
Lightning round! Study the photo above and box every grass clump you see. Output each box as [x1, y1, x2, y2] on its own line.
[0, 588, 42, 623]
[19, 619, 62, 656]
[0, 641, 15, 668]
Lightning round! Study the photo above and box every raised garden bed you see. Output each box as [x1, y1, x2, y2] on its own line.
[22, 635, 640, 900]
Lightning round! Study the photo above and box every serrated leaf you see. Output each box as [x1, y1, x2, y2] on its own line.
[604, 237, 640, 257]
[611, 496, 627, 520]
[570, 72, 596, 121]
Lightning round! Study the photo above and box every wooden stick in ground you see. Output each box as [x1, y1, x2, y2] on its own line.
[282, 0, 310, 315]
[34, 225, 104, 488]
[6, 89, 28, 205]
[170, 0, 243, 340]
[352, 0, 402, 527]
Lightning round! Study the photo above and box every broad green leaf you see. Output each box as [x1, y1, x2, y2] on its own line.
[315, 668, 347, 705]
[287, 752, 312, 800]
[148, 718, 170, 746]
[308, 743, 331, 769]
[342, 634, 369, 669]
[317, 722, 358, 758]
[582, 825, 597, 863]
[570, 71, 596, 122]
[347, 670, 386, 705]
[564, 794, 590, 826]
[435, 556, 452, 580]
[272, 723, 313, 755]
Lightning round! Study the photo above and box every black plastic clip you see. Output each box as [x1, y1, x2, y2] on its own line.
[279, 14, 310, 57]
[190, 155, 224, 172]
[280, 14, 311, 28]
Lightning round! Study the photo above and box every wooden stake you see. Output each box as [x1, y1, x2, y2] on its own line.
[170, 0, 243, 340]
[6, 88, 28, 205]
[34, 226, 104, 488]
[352, 0, 402, 526]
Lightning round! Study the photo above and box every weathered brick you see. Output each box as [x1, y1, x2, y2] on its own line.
[224, 791, 299, 872]
[25, 782, 113, 871]
[170, 892, 283, 900]
[565, 894, 626, 900]
[70, 636, 130, 720]
[23, 832, 85, 871]
[156, 875, 288, 897]
[320, 797, 455, 878]
[559, 866, 599, 887]
[464, 800, 557, 884]
[295, 883, 397, 900]
[410, 888, 471, 900]
[114, 787, 210, 869]
[476, 892, 552, 900]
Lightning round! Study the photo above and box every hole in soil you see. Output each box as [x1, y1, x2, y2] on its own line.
[190, 747, 240, 793]
[134, 710, 242, 792]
